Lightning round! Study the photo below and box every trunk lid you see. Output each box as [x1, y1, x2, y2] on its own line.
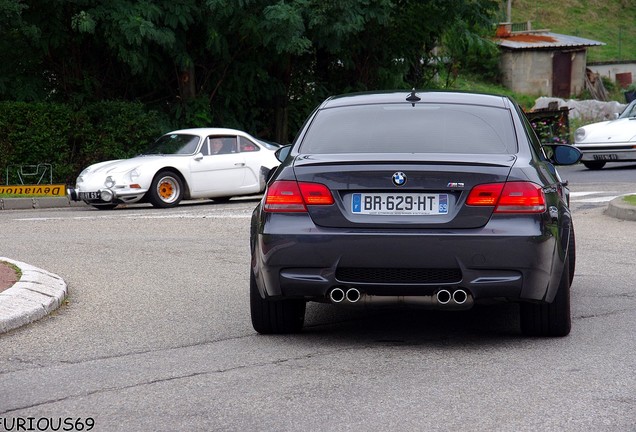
[292, 153, 516, 229]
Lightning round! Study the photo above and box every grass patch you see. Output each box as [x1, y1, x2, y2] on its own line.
[623, 195, 636, 206]
[449, 75, 540, 110]
[510, 0, 636, 63]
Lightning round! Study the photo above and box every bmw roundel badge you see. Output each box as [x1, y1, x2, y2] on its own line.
[392, 172, 407, 186]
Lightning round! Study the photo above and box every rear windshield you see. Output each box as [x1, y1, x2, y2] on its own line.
[299, 103, 517, 154]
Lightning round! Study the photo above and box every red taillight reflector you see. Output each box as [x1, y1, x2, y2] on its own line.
[264, 181, 334, 212]
[466, 183, 504, 206]
[299, 182, 334, 205]
[467, 182, 546, 213]
[264, 181, 306, 212]
[496, 182, 545, 213]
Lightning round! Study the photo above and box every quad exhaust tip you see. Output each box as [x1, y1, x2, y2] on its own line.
[345, 288, 361, 303]
[453, 289, 468, 305]
[328, 287, 361, 303]
[329, 287, 345, 303]
[329, 287, 471, 307]
[436, 289, 468, 305]
[436, 289, 452, 305]
[437, 289, 469, 305]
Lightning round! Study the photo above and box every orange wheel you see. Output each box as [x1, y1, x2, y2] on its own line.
[158, 180, 175, 199]
[148, 171, 183, 208]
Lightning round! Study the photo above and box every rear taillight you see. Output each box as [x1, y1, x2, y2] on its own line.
[298, 182, 335, 205]
[465, 183, 504, 206]
[264, 180, 334, 212]
[467, 182, 546, 213]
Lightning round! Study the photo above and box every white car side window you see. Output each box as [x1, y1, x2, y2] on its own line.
[208, 136, 237, 155]
[239, 136, 260, 152]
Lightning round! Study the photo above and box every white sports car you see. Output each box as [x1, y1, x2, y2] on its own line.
[574, 100, 636, 169]
[67, 128, 281, 209]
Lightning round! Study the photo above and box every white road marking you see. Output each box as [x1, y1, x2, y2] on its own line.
[13, 211, 252, 222]
[570, 191, 636, 204]
[570, 191, 607, 197]
[576, 196, 620, 203]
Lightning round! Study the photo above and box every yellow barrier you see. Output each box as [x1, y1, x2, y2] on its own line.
[0, 184, 66, 197]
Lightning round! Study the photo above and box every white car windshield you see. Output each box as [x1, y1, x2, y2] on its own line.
[619, 101, 636, 119]
[257, 139, 282, 150]
[143, 134, 200, 155]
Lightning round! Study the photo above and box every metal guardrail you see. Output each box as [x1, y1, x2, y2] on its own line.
[4, 164, 53, 185]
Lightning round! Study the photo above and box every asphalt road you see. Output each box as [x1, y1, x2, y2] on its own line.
[0, 166, 635, 431]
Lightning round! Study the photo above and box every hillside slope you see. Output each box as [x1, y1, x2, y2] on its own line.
[509, 0, 636, 62]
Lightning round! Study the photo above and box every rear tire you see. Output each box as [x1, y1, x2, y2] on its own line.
[250, 270, 305, 334]
[520, 256, 571, 337]
[582, 161, 606, 170]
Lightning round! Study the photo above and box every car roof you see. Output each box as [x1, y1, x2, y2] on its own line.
[165, 127, 254, 137]
[319, 90, 510, 109]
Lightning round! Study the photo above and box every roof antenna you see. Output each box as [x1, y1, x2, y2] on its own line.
[406, 88, 420, 106]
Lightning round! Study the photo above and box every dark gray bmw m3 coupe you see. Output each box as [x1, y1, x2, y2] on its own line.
[250, 90, 582, 337]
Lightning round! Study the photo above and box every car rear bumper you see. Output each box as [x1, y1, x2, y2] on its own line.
[251, 211, 564, 307]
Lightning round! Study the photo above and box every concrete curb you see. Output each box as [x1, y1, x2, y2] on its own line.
[605, 195, 636, 221]
[0, 258, 67, 334]
[0, 196, 87, 210]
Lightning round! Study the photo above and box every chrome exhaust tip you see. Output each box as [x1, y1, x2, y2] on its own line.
[453, 289, 468, 305]
[436, 289, 452, 305]
[345, 288, 361, 303]
[329, 287, 345, 303]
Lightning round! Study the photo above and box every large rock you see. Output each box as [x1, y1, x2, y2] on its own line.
[532, 97, 626, 122]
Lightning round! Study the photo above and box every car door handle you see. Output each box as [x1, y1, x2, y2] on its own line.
[234, 162, 246, 167]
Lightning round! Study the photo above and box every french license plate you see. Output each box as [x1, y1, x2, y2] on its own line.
[352, 193, 448, 215]
[79, 191, 101, 200]
[593, 154, 618, 160]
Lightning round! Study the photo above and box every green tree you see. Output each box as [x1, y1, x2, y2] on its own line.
[0, 0, 500, 143]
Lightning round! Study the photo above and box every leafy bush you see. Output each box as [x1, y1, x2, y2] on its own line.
[527, 109, 570, 145]
[0, 102, 166, 184]
[75, 101, 167, 169]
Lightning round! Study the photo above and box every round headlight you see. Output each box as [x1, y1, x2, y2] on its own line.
[104, 176, 115, 188]
[574, 128, 586, 143]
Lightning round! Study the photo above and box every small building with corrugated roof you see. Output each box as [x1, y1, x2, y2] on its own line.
[494, 23, 604, 98]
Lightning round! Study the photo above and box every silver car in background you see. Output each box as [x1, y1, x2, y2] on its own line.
[574, 99, 636, 169]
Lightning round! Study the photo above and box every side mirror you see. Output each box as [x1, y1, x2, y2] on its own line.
[274, 145, 292, 163]
[544, 144, 582, 165]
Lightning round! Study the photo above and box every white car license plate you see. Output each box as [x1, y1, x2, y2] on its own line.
[351, 193, 448, 215]
[79, 191, 101, 200]
[593, 154, 618, 161]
